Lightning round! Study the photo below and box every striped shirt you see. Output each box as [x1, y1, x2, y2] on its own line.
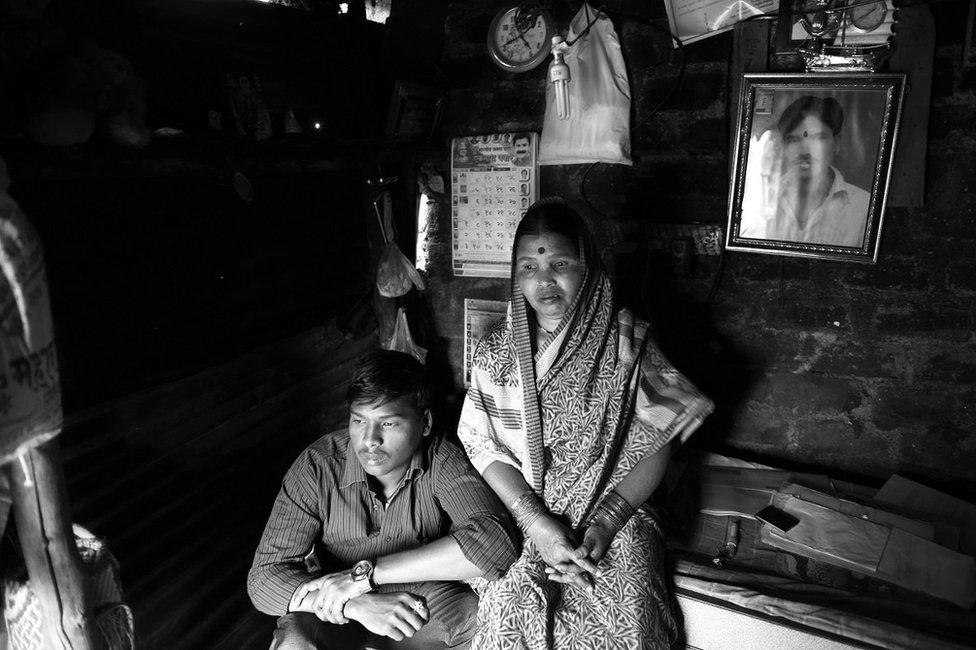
[247, 429, 518, 616]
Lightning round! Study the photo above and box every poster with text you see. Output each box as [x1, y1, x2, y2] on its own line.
[451, 132, 538, 277]
[663, 0, 777, 45]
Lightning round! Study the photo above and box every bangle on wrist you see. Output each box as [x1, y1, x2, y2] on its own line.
[589, 489, 635, 534]
[509, 490, 547, 534]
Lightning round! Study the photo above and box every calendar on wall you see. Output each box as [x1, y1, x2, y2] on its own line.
[463, 299, 508, 386]
[451, 132, 538, 278]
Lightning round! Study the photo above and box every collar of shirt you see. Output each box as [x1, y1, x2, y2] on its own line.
[778, 166, 851, 227]
[338, 434, 429, 492]
[821, 166, 853, 211]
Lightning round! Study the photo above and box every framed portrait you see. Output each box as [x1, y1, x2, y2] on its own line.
[384, 81, 445, 142]
[726, 73, 905, 263]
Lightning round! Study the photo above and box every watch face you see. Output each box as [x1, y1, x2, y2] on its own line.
[351, 560, 372, 580]
[849, 0, 887, 31]
[488, 5, 554, 73]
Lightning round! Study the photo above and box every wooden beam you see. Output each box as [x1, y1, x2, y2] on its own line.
[887, 4, 935, 207]
[729, 20, 771, 164]
[6, 440, 97, 650]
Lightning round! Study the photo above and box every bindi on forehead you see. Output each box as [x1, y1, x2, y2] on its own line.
[538, 246, 545, 254]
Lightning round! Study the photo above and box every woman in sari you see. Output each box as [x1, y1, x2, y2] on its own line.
[458, 198, 713, 649]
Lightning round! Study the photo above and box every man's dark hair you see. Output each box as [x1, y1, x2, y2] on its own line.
[777, 95, 844, 136]
[513, 134, 531, 145]
[345, 349, 431, 413]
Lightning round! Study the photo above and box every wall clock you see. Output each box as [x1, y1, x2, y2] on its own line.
[487, 4, 557, 73]
[848, 0, 887, 31]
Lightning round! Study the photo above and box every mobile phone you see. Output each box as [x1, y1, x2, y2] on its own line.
[755, 505, 800, 533]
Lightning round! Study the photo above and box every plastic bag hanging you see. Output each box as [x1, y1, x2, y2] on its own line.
[0, 156, 64, 464]
[381, 307, 427, 363]
[539, 3, 632, 166]
[373, 191, 426, 298]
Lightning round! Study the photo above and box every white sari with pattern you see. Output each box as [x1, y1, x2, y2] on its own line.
[459, 270, 713, 649]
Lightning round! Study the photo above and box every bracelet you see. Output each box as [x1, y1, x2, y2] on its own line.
[509, 490, 547, 534]
[589, 490, 635, 534]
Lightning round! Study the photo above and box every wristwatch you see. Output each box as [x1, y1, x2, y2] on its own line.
[350, 559, 376, 592]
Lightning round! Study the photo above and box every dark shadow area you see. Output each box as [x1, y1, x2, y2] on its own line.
[11, 170, 371, 411]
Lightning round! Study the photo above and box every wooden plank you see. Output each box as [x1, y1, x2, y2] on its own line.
[6, 441, 97, 649]
[61, 324, 366, 446]
[72, 354, 353, 486]
[729, 20, 771, 163]
[886, 4, 935, 207]
[60, 329, 369, 488]
[72, 384, 336, 536]
[107, 410, 322, 570]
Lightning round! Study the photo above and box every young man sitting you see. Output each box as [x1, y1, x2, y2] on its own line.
[247, 349, 517, 649]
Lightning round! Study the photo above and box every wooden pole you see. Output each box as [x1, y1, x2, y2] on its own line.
[6, 439, 97, 650]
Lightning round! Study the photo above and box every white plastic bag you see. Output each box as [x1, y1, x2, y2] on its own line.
[373, 190, 425, 298]
[539, 4, 632, 166]
[381, 308, 427, 363]
[376, 241, 425, 298]
[0, 157, 63, 464]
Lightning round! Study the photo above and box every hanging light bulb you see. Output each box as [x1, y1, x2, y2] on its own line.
[548, 35, 571, 120]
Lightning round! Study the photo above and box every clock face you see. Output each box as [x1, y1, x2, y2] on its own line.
[849, 0, 887, 31]
[488, 5, 555, 73]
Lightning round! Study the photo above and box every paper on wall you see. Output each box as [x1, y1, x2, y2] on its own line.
[451, 133, 538, 278]
[662, 0, 777, 45]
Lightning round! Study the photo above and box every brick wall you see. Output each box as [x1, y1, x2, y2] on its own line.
[414, 1, 975, 498]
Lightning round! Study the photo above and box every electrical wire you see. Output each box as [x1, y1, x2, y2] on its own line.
[579, 7, 688, 219]
[574, 8, 688, 318]
[565, 3, 599, 46]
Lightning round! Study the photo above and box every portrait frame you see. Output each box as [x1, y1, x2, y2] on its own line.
[384, 81, 445, 143]
[726, 73, 905, 263]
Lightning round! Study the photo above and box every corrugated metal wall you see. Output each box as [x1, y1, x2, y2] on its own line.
[61, 323, 375, 649]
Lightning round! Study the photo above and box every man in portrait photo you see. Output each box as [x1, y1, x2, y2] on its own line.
[510, 133, 532, 167]
[454, 138, 473, 166]
[740, 95, 871, 247]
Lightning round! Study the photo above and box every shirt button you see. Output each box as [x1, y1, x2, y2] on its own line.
[385, 535, 393, 541]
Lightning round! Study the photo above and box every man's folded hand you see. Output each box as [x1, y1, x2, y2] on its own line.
[292, 571, 372, 623]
